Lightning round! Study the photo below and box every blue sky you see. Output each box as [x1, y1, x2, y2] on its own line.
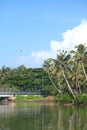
[0, 0, 87, 68]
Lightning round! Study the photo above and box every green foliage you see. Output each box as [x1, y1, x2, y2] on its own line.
[43, 85, 57, 95]
[43, 44, 87, 99]
[55, 93, 73, 103]
[0, 43, 87, 102]
[55, 93, 87, 105]
[74, 94, 87, 105]
[0, 66, 51, 92]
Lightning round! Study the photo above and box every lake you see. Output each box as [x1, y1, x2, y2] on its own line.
[0, 102, 87, 130]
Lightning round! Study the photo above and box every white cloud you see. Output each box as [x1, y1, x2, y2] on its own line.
[50, 19, 87, 51]
[16, 51, 52, 68]
[31, 51, 51, 61]
[17, 19, 87, 68]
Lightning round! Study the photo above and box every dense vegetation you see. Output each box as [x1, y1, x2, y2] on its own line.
[0, 44, 87, 104]
[43, 44, 87, 104]
[0, 66, 53, 94]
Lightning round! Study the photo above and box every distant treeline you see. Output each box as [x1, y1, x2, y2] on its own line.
[0, 66, 55, 95]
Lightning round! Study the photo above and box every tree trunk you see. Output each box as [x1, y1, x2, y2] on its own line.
[81, 61, 87, 80]
[77, 81, 81, 94]
[75, 70, 78, 93]
[48, 72, 61, 94]
[61, 69, 75, 98]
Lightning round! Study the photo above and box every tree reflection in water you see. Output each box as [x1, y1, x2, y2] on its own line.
[0, 103, 87, 130]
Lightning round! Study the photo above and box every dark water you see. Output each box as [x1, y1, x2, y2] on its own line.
[0, 102, 87, 130]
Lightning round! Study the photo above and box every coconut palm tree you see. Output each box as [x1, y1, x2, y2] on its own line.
[43, 59, 59, 93]
[51, 50, 75, 98]
[71, 44, 87, 80]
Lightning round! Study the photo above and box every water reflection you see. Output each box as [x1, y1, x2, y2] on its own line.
[0, 102, 87, 130]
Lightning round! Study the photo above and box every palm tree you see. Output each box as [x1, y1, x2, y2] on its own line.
[71, 44, 87, 80]
[69, 59, 82, 94]
[43, 59, 59, 93]
[52, 50, 75, 98]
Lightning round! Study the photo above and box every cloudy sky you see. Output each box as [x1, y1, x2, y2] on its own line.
[0, 0, 87, 68]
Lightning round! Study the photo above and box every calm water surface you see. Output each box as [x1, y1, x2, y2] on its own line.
[0, 102, 87, 130]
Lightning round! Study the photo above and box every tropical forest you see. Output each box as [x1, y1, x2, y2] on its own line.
[43, 44, 87, 104]
[0, 44, 87, 104]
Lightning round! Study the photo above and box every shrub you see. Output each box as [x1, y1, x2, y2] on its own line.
[74, 94, 87, 105]
[55, 93, 73, 103]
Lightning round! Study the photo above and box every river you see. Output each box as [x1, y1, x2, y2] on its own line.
[0, 102, 87, 130]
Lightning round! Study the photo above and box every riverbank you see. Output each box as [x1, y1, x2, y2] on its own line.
[1, 93, 87, 106]
[0, 95, 54, 104]
[55, 93, 87, 106]
[14, 95, 54, 103]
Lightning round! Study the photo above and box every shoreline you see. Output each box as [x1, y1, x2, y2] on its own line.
[0, 96, 54, 104]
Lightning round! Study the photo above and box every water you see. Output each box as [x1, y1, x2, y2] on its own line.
[0, 102, 87, 130]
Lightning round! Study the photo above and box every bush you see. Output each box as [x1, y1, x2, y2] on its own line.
[74, 94, 87, 105]
[55, 93, 87, 105]
[55, 93, 73, 103]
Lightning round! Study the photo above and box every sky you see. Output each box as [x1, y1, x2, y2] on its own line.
[0, 0, 87, 68]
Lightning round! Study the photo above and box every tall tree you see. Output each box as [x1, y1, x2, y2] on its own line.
[52, 50, 75, 98]
[43, 59, 59, 93]
[71, 44, 87, 80]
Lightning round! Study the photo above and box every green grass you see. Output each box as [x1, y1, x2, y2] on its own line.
[15, 95, 44, 101]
